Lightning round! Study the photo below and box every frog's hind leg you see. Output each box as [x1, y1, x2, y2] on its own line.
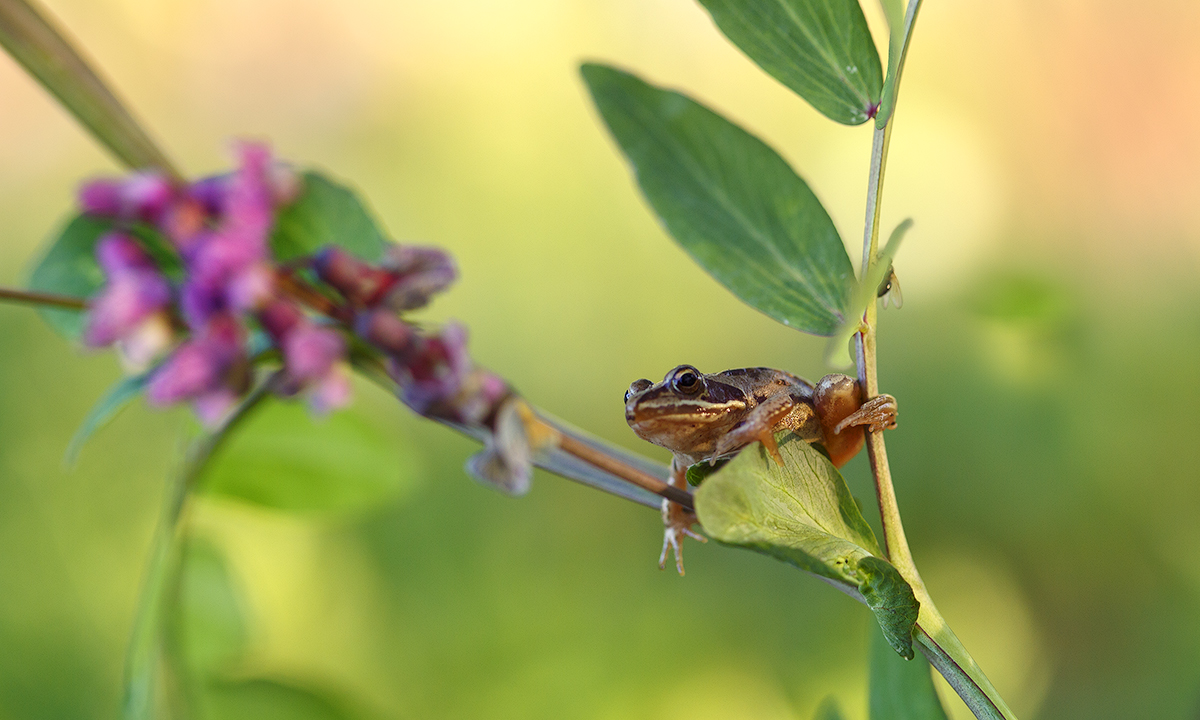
[660, 457, 706, 575]
[712, 394, 798, 465]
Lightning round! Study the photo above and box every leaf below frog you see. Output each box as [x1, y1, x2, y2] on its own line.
[694, 431, 918, 658]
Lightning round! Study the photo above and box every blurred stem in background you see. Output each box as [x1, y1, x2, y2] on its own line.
[0, 0, 179, 178]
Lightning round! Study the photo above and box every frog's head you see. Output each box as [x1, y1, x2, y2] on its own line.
[623, 365, 748, 447]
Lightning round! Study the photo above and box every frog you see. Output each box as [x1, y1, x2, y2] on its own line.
[624, 365, 897, 574]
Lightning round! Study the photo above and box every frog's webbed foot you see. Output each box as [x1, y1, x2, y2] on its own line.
[660, 458, 706, 575]
[834, 394, 898, 435]
[712, 394, 795, 465]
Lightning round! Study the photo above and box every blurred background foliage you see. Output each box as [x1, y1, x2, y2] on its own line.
[1, 1, 1199, 718]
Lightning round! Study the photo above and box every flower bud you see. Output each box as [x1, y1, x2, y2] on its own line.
[313, 246, 397, 307]
[354, 308, 416, 356]
[379, 245, 457, 311]
[95, 232, 155, 275]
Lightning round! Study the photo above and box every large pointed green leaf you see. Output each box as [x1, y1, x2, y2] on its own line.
[870, 623, 950, 720]
[694, 432, 918, 658]
[697, 0, 883, 125]
[582, 64, 854, 336]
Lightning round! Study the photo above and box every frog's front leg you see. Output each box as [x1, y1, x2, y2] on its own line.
[660, 456, 706, 575]
[712, 393, 802, 464]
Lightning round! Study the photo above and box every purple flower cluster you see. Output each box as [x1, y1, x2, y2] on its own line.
[79, 143, 342, 424]
[78, 142, 518, 445]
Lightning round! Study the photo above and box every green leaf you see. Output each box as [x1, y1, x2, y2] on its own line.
[877, 0, 905, 32]
[582, 64, 854, 336]
[65, 370, 150, 465]
[203, 679, 352, 720]
[200, 400, 420, 514]
[271, 171, 389, 262]
[685, 458, 727, 486]
[859, 556, 920, 659]
[26, 214, 109, 339]
[694, 431, 918, 658]
[696, 0, 883, 125]
[870, 623, 949, 720]
[173, 538, 249, 676]
[814, 697, 847, 720]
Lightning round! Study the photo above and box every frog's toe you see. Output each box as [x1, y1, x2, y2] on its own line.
[659, 517, 706, 575]
[834, 394, 898, 435]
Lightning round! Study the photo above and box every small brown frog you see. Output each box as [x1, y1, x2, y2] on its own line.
[624, 365, 897, 573]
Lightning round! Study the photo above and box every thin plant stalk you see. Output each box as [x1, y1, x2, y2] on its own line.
[123, 380, 273, 720]
[0, 286, 87, 310]
[0, 0, 181, 178]
[854, 2, 1016, 718]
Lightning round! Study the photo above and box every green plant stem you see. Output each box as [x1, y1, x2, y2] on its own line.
[854, 2, 1017, 719]
[122, 380, 273, 720]
[0, 0, 180, 178]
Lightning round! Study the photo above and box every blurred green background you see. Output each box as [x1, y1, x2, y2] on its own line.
[2, 1, 1200, 718]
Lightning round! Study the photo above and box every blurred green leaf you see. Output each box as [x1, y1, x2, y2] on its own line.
[582, 64, 854, 336]
[200, 400, 419, 514]
[26, 214, 108, 339]
[870, 622, 949, 720]
[203, 679, 353, 720]
[65, 369, 150, 465]
[271, 172, 388, 262]
[0, 0, 180, 175]
[877, 0, 904, 31]
[696, 0, 883, 125]
[825, 218, 911, 367]
[694, 432, 918, 658]
[173, 538, 249, 676]
[971, 274, 1071, 326]
[814, 696, 847, 720]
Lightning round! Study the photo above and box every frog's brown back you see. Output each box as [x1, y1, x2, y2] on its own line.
[719, 367, 815, 406]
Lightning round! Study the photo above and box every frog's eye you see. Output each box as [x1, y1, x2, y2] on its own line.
[669, 366, 703, 395]
[625, 378, 653, 403]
